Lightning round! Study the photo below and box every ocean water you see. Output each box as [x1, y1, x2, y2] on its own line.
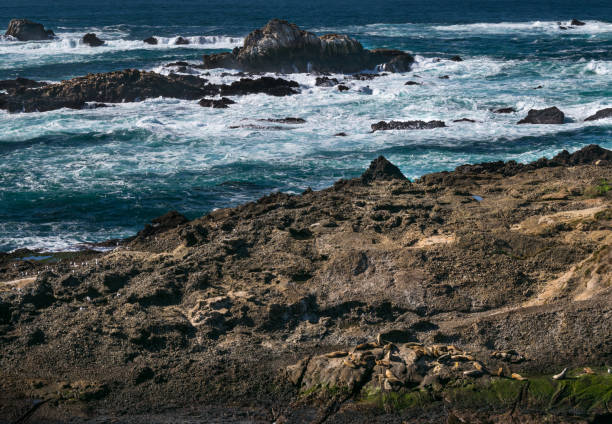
[0, 0, 611, 251]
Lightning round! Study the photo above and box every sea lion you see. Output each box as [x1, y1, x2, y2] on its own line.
[552, 368, 568, 380]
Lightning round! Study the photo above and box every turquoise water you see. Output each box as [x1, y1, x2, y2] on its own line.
[1, 1, 611, 251]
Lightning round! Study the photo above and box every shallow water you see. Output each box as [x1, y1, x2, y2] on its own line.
[0, 1, 611, 251]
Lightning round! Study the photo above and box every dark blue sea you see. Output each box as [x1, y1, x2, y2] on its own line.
[1, 0, 611, 251]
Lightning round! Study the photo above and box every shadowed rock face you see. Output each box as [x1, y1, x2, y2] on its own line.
[517, 106, 565, 124]
[585, 108, 612, 122]
[4, 19, 55, 41]
[0, 145, 610, 423]
[202, 19, 414, 73]
[0, 70, 299, 113]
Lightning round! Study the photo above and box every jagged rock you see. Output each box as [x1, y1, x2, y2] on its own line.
[4, 19, 54, 41]
[371, 120, 446, 131]
[174, 36, 190, 45]
[571, 19, 586, 26]
[201, 19, 414, 73]
[82, 33, 104, 47]
[517, 107, 565, 124]
[199, 97, 235, 108]
[361, 156, 407, 183]
[585, 108, 612, 122]
[315, 76, 339, 87]
[143, 37, 158, 45]
[219, 77, 299, 97]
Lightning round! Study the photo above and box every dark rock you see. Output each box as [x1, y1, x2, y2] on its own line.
[551, 144, 612, 166]
[199, 97, 235, 108]
[315, 76, 339, 87]
[166, 61, 189, 67]
[82, 33, 104, 47]
[450, 55, 463, 62]
[174, 36, 190, 45]
[534, 85, 543, 89]
[4, 19, 55, 41]
[361, 156, 407, 183]
[143, 37, 158, 45]
[405, 81, 421, 86]
[334, 132, 347, 136]
[439, 75, 450, 79]
[337, 84, 349, 92]
[517, 107, 565, 124]
[259, 117, 305, 124]
[0, 77, 47, 92]
[201, 19, 414, 74]
[493, 107, 516, 114]
[371, 120, 446, 132]
[219, 77, 299, 97]
[137, 211, 189, 239]
[133, 366, 155, 385]
[571, 19, 586, 26]
[585, 108, 612, 122]
[559, 26, 569, 30]
[453, 118, 476, 123]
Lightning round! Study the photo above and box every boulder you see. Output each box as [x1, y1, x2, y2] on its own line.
[143, 37, 158, 45]
[4, 19, 54, 41]
[585, 108, 612, 122]
[82, 33, 104, 47]
[174, 36, 190, 45]
[198, 97, 235, 108]
[371, 120, 446, 132]
[202, 19, 414, 73]
[315, 76, 339, 87]
[517, 107, 565, 124]
[493, 107, 516, 114]
[570, 19, 586, 26]
[450, 55, 463, 62]
[219, 77, 299, 97]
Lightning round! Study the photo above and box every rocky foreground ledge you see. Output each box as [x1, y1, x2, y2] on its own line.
[1, 145, 611, 423]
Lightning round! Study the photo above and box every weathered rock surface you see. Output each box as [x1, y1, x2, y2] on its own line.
[202, 19, 414, 73]
[0, 70, 299, 112]
[1, 145, 611, 423]
[371, 120, 446, 131]
[585, 107, 612, 121]
[4, 19, 55, 41]
[82, 33, 104, 47]
[517, 106, 565, 124]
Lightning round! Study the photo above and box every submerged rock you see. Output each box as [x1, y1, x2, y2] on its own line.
[453, 118, 476, 123]
[517, 106, 565, 124]
[371, 120, 446, 132]
[82, 33, 104, 47]
[4, 19, 55, 41]
[202, 19, 414, 73]
[493, 107, 516, 114]
[450, 55, 463, 62]
[405, 81, 421, 86]
[315, 76, 339, 87]
[174, 36, 190, 45]
[585, 108, 612, 122]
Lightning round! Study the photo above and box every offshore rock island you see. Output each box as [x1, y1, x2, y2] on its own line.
[1, 145, 611, 423]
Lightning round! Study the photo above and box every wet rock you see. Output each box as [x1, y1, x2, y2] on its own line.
[4, 19, 55, 41]
[82, 33, 104, 47]
[219, 77, 299, 97]
[585, 108, 612, 121]
[334, 132, 347, 136]
[493, 107, 516, 114]
[315, 76, 339, 87]
[361, 156, 407, 183]
[405, 81, 421, 86]
[0, 77, 47, 92]
[450, 55, 463, 62]
[337, 84, 349, 92]
[258, 117, 305, 124]
[439, 75, 450, 79]
[453, 118, 476, 123]
[371, 120, 446, 131]
[199, 97, 235, 108]
[174, 36, 190, 45]
[571, 19, 586, 26]
[143, 36, 158, 45]
[517, 106, 565, 124]
[202, 19, 413, 73]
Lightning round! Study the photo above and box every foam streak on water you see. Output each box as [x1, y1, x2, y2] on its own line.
[0, 16, 611, 251]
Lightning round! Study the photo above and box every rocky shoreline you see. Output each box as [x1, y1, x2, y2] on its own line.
[1, 145, 611, 423]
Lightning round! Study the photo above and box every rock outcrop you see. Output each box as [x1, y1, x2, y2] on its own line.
[82, 33, 104, 47]
[517, 106, 565, 124]
[585, 108, 612, 121]
[4, 19, 55, 41]
[0, 77, 47, 91]
[0, 70, 299, 113]
[198, 97, 235, 108]
[202, 19, 414, 73]
[371, 120, 446, 131]
[143, 37, 158, 45]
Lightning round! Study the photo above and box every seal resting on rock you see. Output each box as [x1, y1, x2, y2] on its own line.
[4, 19, 55, 41]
